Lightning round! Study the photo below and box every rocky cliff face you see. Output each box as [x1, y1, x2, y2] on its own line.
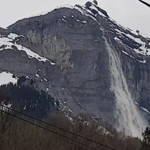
[0, 1, 150, 136]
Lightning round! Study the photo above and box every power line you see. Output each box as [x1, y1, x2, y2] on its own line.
[139, 0, 150, 8]
[0, 104, 117, 150]
[0, 109, 97, 150]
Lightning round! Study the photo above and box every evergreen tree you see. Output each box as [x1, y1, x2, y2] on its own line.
[0, 80, 59, 119]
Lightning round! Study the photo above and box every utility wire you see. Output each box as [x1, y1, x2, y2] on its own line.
[0, 109, 97, 150]
[139, 0, 150, 8]
[0, 104, 117, 150]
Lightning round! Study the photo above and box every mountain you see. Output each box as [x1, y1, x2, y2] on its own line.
[0, 0, 150, 137]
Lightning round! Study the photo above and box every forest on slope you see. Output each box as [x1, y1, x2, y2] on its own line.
[0, 76, 59, 119]
[0, 112, 142, 150]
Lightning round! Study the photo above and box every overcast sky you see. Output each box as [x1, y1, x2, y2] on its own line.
[0, 0, 150, 36]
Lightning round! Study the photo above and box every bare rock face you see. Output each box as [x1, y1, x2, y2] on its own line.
[5, 5, 114, 122]
[0, 1, 150, 133]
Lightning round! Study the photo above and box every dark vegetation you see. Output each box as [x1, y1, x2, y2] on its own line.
[0, 112, 142, 150]
[141, 127, 150, 150]
[0, 76, 59, 119]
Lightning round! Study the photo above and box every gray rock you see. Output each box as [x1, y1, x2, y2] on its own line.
[0, 2, 150, 129]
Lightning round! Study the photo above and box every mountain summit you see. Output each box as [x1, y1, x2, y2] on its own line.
[0, 1, 150, 137]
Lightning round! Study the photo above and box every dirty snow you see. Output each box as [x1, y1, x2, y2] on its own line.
[114, 29, 124, 35]
[50, 62, 56, 65]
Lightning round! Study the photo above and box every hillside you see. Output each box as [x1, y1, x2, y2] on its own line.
[0, 1, 150, 137]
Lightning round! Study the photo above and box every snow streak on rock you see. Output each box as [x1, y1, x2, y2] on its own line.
[0, 33, 55, 64]
[105, 37, 148, 137]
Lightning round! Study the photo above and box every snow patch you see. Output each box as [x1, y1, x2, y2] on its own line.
[0, 72, 17, 86]
[46, 88, 49, 92]
[78, 6, 98, 22]
[77, 19, 87, 23]
[0, 37, 13, 50]
[61, 18, 67, 23]
[14, 43, 48, 62]
[8, 33, 19, 40]
[114, 28, 150, 56]
[56, 4, 74, 9]
[122, 50, 134, 59]
[88, 3, 107, 17]
[0, 33, 55, 65]
[137, 59, 146, 64]
[114, 37, 121, 42]
[82, 20, 87, 23]
[36, 74, 40, 78]
[141, 107, 150, 115]
[127, 34, 150, 56]
[44, 78, 48, 82]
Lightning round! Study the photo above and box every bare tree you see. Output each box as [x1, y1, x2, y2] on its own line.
[0, 92, 14, 148]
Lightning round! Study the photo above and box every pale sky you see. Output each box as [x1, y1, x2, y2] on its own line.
[0, 0, 150, 36]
